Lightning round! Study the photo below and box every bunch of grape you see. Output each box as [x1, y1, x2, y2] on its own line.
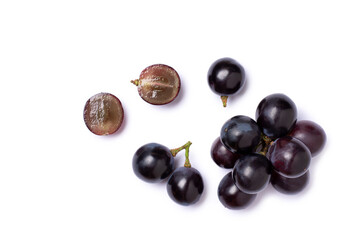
[211, 93, 326, 210]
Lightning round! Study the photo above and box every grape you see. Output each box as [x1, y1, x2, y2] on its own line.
[289, 120, 326, 156]
[232, 153, 272, 194]
[166, 167, 204, 206]
[220, 115, 261, 153]
[131, 64, 181, 105]
[256, 93, 297, 139]
[267, 136, 311, 178]
[271, 170, 309, 194]
[132, 143, 175, 183]
[83, 92, 124, 135]
[211, 137, 243, 169]
[218, 172, 257, 209]
[207, 58, 245, 107]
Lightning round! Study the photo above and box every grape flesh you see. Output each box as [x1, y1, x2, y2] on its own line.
[83, 92, 124, 135]
[267, 136, 311, 178]
[166, 167, 204, 206]
[271, 170, 309, 194]
[211, 137, 243, 169]
[132, 143, 175, 183]
[135, 64, 180, 105]
[256, 93, 297, 139]
[218, 172, 257, 210]
[232, 153, 272, 194]
[220, 115, 261, 153]
[289, 120, 326, 156]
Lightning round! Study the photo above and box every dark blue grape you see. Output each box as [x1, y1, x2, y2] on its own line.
[256, 93, 297, 139]
[166, 167, 204, 206]
[132, 143, 174, 183]
[220, 115, 261, 154]
[211, 137, 243, 169]
[271, 170, 310, 194]
[232, 153, 272, 194]
[218, 172, 257, 210]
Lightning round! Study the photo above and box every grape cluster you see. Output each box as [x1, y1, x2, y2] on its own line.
[132, 141, 204, 206]
[212, 93, 326, 210]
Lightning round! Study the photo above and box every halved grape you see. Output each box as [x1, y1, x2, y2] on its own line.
[83, 92, 124, 135]
[131, 64, 181, 105]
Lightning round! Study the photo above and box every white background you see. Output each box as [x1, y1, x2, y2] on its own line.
[1, 0, 359, 239]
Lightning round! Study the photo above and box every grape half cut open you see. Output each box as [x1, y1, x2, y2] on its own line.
[83, 92, 124, 135]
[131, 64, 181, 105]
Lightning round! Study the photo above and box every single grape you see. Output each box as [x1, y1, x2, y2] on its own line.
[131, 64, 181, 105]
[218, 172, 257, 210]
[267, 136, 311, 178]
[289, 120, 326, 156]
[132, 143, 175, 183]
[83, 92, 124, 135]
[220, 115, 261, 153]
[232, 153, 272, 194]
[167, 167, 204, 206]
[256, 93, 297, 139]
[271, 170, 309, 194]
[207, 57, 245, 107]
[211, 137, 243, 169]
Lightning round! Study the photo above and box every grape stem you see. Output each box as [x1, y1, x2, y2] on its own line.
[131, 79, 139, 86]
[220, 95, 228, 107]
[170, 141, 192, 168]
[258, 135, 273, 156]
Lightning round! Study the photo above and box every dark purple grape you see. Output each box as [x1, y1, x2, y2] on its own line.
[207, 58, 245, 107]
[267, 136, 311, 178]
[132, 143, 175, 183]
[289, 120, 326, 156]
[218, 172, 257, 210]
[131, 64, 181, 105]
[166, 167, 204, 206]
[211, 137, 243, 169]
[256, 93, 297, 139]
[220, 115, 261, 154]
[271, 170, 309, 194]
[83, 92, 124, 135]
[232, 153, 272, 194]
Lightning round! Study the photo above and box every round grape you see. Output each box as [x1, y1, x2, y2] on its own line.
[220, 115, 261, 153]
[211, 137, 243, 169]
[218, 172, 257, 210]
[267, 136, 311, 178]
[132, 143, 175, 183]
[271, 170, 309, 194]
[256, 93, 297, 139]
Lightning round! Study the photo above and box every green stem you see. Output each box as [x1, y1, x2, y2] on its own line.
[220, 95, 228, 107]
[131, 79, 139, 86]
[258, 134, 273, 156]
[170, 141, 192, 168]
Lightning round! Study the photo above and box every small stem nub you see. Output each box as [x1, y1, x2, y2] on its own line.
[131, 79, 139, 86]
[221, 95, 228, 107]
[170, 141, 192, 168]
[259, 135, 273, 156]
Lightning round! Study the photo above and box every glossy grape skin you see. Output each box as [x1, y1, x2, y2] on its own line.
[232, 153, 272, 194]
[132, 143, 175, 183]
[134, 64, 181, 105]
[83, 92, 124, 135]
[289, 120, 326, 156]
[256, 93, 297, 139]
[218, 172, 257, 210]
[220, 115, 262, 154]
[267, 136, 311, 178]
[211, 137, 243, 169]
[207, 57, 245, 96]
[166, 167, 204, 206]
[271, 170, 309, 195]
